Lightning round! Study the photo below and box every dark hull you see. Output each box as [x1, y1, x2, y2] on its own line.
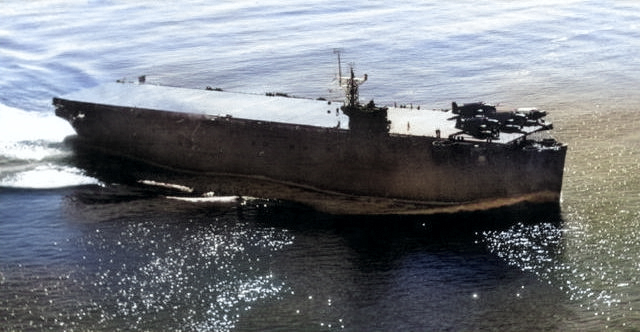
[54, 98, 567, 214]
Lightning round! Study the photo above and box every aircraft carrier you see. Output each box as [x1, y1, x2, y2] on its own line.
[53, 69, 567, 215]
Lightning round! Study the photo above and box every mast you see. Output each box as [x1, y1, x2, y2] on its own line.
[347, 67, 358, 108]
[342, 66, 367, 109]
[334, 49, 343, 86]
[334, 49, 367, 108]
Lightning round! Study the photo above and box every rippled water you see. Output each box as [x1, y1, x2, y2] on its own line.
[2, 0, 640, 330]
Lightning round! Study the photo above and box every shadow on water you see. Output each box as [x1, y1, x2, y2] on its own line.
[235, 202, 570, 331]
[245, 199, 564, 269]
[249, 199, 563, 234]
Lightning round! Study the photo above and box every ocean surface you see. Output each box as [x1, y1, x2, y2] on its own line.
[2, 0, 640, 330]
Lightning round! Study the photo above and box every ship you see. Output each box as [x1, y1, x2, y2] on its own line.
[53, 64, 567, 215]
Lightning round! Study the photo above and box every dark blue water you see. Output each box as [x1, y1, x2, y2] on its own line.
[2, 1, 640, 330]
[1, 185, 569, 331]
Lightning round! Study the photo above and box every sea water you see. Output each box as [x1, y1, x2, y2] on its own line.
[2, 1, 640, 330]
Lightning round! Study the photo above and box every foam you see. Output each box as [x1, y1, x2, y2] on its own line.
[0, 103, 74, 144]
[0, 164, 100, 189]
[0, 103, 99, 188]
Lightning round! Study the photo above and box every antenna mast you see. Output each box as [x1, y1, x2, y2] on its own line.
[334, 49, 342, 86]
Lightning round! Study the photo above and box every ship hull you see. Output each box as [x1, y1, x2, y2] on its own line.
[54, 97, 566, 215]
